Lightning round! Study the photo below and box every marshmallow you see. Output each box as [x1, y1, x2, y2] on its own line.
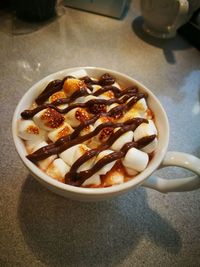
[59, 145, 80, 166]
[25, 139, 45, 154]
[46, 158, 70, 182]
[92, 85, 102, 92]
[102, 168, 124, 186]
[149, 120, 157, 135]
[133, 120, 157, 142]
[74, 145, 95, 172]
[95, 150, 116, 176]
[117, 109, 141, 123]
[112, 81, 121, 89]
[107, 103, 118, 112]
[80, 125, 94, 136]
[141, 137, 158, 153]
[63, 78, 85, 97]
[111, 131, 134, 151]
[133, 98, 147, 112]
[82, 174, 101, 187]
[18, 119, 45, 141]
[122, 147, 149, 172]
[92, 84, 114, 100]
[49, 91, 66, 103]
[125, 167, 138, 176]
[59, 144, 94, 172]
[49, 91, 68, 109]
[94, 116, 111, 128]
[48, 122, 73, 142]
[33, 141, 57, 171]
[33, 108, 64, 131]
[74, 95, 98, 105]
[64, 108, 90, 127]
[99, 91, 114, 100]
[67, 69, 88, 78]
[93, 116, 113, 143]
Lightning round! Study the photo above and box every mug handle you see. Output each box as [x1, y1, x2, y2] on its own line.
[168, 0, 189, 32]
[142, 151, 200, 193]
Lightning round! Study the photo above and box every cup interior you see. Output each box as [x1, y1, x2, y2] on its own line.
[12, 67, 169, 199]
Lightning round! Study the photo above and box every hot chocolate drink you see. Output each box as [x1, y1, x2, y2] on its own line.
[18, 69, 158, 187]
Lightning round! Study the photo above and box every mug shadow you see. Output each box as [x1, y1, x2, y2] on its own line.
[132, 16, 192, 64]
[18, 175, 182, 267]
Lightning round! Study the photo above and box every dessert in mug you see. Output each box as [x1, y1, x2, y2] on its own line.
[18, 70, 158, 187]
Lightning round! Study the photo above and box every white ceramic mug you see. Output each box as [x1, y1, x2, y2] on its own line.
[12, 67, 200, 201]
[140, 0, 196, 38]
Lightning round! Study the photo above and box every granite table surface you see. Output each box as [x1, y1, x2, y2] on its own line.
[0, 1, 200, 267]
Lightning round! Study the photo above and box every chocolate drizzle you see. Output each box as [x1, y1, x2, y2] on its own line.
[35, 76, 75, 105]
[20, 72, 157, 187]
[27, 117, 147, 162]
[66, 134, 156, 187]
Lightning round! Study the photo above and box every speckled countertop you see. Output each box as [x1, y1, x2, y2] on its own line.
[0, 1, 200, 267]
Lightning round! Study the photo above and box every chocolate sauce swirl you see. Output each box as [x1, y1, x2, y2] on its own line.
[21, 91, 145, 119]
[27, 117, 147, 162]
[35, 76, 75, 105]
[66, 134, 156, 186]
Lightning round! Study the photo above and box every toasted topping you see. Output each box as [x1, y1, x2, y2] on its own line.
[99, 127, 114, 142]
[27, 125, 39, 135]
[41, 108, 64, 129]
[63, 78, 85, 96]
[75, 108, 90, 122]
[49, 91, 66, 103]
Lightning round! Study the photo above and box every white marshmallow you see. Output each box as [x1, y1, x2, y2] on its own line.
[122, 147, 149, 172]
[133, 120, 157, 142]
[141, 137, 158, 153]
[92, 85, 114, 100]
[64, 108, 90, 127]
[95, 150, 116, 176]
[107, 103, 118, 112]
[133, 98, 148, 112]
[73, 91, 95, 104]
[74, 145, 95, 172]
[92, 85, 102, 92]
[80, 125, 94, 136]
[48, 122, 73, 142]
[125, 167, 138, 176]
[103, 169, 124, 186]
[46, 158, 70, 182]
[33, 141, 57, 171]
[59, 144, 94, 172]
[111, 131, 134, 151]
[18, 119, 45, 141]
[59, 144, 80, 166]
[67, 69, 88, 78]
[112, 81, 121, 89]
[33, 108, 64, 131]
[25, 139, 45, 154]
[149, 120, 157, 135]
[93, 116, 110, 128]
[82, 174, 101, 187]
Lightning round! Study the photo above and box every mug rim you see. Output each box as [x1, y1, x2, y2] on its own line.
[12, 66, 169, 197]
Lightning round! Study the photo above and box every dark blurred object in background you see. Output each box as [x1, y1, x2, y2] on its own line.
[0, 0, 13, 9]
[15, 0, 57, 22]
[178, 8, 200, 51]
